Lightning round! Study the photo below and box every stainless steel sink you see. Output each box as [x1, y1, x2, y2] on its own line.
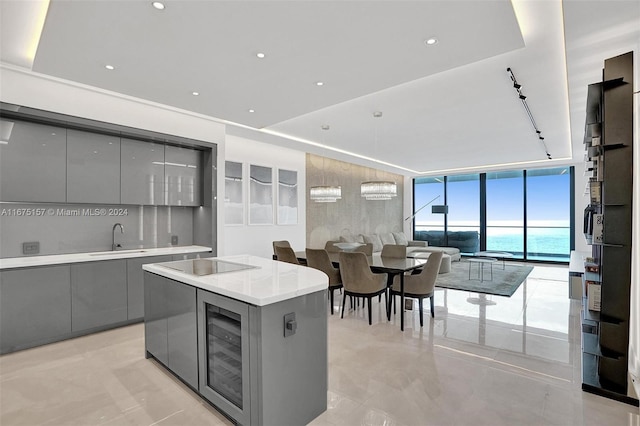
[90, 249, 147, 256]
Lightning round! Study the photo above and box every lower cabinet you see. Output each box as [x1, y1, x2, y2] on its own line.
[127, 255, 173, 320]
[71, 260, 128, 332]
[0, 265, 72, 354]
[144, 272, 198, 389]
[145, 273, 328, 426]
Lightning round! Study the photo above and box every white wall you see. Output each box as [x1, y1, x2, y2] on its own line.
[222, 134, 306, 258]
[0, 66, 225, 146]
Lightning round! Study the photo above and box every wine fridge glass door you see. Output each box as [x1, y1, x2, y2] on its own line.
[197, 290, 250, 425]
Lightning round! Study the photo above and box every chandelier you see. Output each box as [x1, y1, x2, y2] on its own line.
[310, 185, 342, 203]
[310, 126, 342, 202]
[360, 112, 397, 201]
[361, 181, 396, 200]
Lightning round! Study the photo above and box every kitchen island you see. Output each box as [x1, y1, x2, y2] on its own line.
[142, 255, 328, 426]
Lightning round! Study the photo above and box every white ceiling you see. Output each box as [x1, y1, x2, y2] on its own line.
[1, 0, 638, 177]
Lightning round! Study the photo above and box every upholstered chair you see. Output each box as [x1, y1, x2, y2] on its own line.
[353, 243, 373, 256]
[272, 240, 292, 259]
[389, 251, 442, 327]
[274, 245, 300, 265]
[306, 248, 342, 315]
[339, 251, 387, 325]
[324, 240, 341, 253]
[380, 244, 407, 289]
[381, 244, 407, 258]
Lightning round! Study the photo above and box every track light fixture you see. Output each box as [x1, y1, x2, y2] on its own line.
[507, 67, 552, 160]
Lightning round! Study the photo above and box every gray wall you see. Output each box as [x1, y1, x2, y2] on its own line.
[0, 203, 194, 258]
[306, 154, 404, 248]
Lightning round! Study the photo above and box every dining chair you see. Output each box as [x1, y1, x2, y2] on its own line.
[380, 243, 407, 292]
[339, 251, 387, 325]
[381, 244, 406, 258]
[324, 240, 341, 253]
[353, 243, 373, 256]
[306, 248, 342, 315]
[272, 240, 292, 259]
[389, 251, 442, 327]
[274, 245, 300, 265]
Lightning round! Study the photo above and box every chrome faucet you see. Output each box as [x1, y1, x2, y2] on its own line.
[112, 223, 124, 251]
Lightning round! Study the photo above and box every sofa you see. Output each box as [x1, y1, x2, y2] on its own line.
[413, 230, 479, 254]
[337, 232, 462, 262]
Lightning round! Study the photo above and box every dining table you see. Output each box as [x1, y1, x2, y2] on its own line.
[295, 251, 427, 331]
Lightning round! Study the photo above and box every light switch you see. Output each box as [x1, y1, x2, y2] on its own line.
[171, 235, 178, 245]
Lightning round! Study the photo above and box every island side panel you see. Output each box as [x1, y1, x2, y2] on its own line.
[251, 289, 328, 426]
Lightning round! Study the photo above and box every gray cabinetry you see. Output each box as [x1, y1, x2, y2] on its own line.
[0, 120, 67, 202]
[0, 265, 72, 354]
[165, 145, 202, 206]
[66, 129, 120, 204]
[144, 272, 198, 389]
[121, 138, 165, 205]
[71, 260, 127, 332]
[197, 288, 328, 425]
[127, 255, 173, 320]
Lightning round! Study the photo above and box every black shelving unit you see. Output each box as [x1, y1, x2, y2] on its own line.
[581, 51, 638, 406]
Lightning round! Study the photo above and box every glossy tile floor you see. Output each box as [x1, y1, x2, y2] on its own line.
[1, 264, 639, 425]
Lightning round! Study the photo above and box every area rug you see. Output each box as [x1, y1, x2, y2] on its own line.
[435, 260, 533, 297]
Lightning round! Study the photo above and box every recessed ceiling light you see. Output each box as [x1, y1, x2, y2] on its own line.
[425, 38, 438, 46]
[152, 2, 165, 10]
[248, 109, 255, 113]
[321, 125, 330, 130]
[256, 52, 265, 59]
[192, 91, 199, 96]
[105, 65, 115, 70]
[316, 81, 324, 86]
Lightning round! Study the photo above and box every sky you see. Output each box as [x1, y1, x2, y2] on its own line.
[414, 169, 570, 228]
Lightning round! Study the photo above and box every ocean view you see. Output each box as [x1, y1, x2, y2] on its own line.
[416, 225, 570, 260]
[487, 227, 570, 258]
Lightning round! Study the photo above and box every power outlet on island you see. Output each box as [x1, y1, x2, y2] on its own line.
[171, 235, 178, 245]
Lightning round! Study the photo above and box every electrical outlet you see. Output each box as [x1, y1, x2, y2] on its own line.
[23, 241, 40, 255]
[171, 235, 178, 245]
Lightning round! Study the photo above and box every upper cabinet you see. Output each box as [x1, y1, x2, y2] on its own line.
[165, 145, 202, 206]
[121, 138, 165, 205]
[0, 114, 207, 206]
[0, 120, 67, 202]
[66, 130, 121, 204]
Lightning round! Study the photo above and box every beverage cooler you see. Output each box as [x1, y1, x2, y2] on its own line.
[197, 290, 251, 425]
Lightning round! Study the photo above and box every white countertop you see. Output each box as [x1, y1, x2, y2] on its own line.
[0, 245, 212, 270]
[143, 255, 328, 306]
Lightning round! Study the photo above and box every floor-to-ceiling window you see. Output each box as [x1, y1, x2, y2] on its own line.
[446, 174, 480, 254]
[486, 170, 525, 259]
[526, 167, 571, 261]
[412, 167, 574, 262]
[413, 176, 445, 245]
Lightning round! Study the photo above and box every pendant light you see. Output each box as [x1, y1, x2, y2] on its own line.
[361, 112, 397, 201]
[310, 125, 342, 203]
